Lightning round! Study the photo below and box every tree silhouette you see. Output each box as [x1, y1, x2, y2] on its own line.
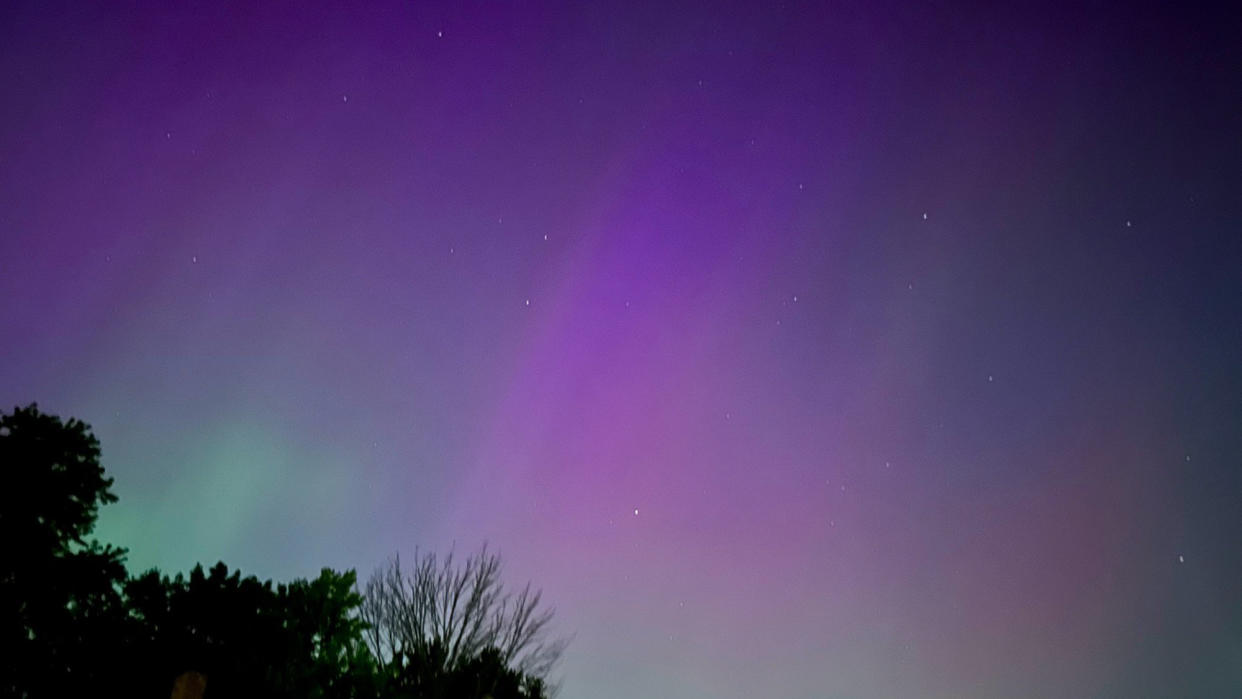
[123, 563, 376, 698]
[384, 644, 548, 699]
[282, 568, 378, 696]
[360, 546, 566, 697]
[1, 404, 569, 699]
[1, 404, 129, 696]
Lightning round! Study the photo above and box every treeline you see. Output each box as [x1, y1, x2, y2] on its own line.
[1, 404, 562, 698]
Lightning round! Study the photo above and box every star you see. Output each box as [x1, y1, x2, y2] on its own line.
[342, 94, 348, 102]
[633, 508, 639, 516]
[922, 212, 928, 220]
[524, 299, 530, 307]
[436, 30, 443, 38]
[1178, 554, 1185, 563]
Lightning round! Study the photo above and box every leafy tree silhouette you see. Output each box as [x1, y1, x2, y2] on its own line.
[282, 568, 379, 696]
[385, 643, 548, 699]
[1, 404, 129, 696]
[2, 404, 564, 699]
[124, 563, 376, 698]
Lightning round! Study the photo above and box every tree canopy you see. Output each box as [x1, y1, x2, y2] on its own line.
[0, 404, 560, 698]
[2, 404, 129, 696]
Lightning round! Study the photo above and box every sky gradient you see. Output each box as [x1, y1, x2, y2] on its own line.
[3, 2, 1241, 697]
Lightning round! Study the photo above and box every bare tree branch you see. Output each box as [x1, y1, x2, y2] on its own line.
[358, 544, 567, 688]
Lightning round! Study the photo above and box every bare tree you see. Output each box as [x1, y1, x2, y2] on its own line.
[359, 544, 568, 687]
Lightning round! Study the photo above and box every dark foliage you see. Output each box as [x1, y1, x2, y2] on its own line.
[123, 563, 377, 698]
[382, 644, 548, 699]
[1, 404, 129, 696]
[0, 404, 559, 699]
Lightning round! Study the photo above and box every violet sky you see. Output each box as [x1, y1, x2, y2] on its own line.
[3, 2, 1241, 697]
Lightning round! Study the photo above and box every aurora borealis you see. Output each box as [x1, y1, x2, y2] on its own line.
[2, 2, 1241, 696]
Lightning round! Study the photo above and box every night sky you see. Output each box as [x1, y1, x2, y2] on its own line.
[3, 2, 1241, 697]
